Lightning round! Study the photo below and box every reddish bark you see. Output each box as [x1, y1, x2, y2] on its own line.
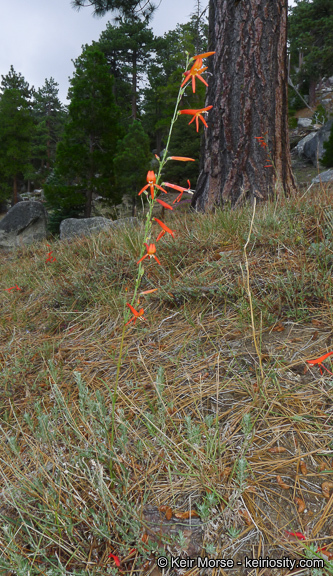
[309, 78, 317, 108]
[192, 0, 297, 211]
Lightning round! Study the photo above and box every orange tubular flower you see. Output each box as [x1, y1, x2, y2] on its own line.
[163, 180, 192, 203]
[5, 284, 22, 292]
[125, 303, 146, 326]
[140, 288, 158, 295]
[153, 218, 175, 242]
[138, 171, 167, 200]
[192, 51, 215, 60]
[179, 105, 213, 132]
[255, 135, 274, 168]
[255, 136, 267, 148]
[306, 350, 333, 375]
[168, 156, 195, 162]
[137, 243, 161, 265]
[156, 198, 173, 210]
[181, 58, 208, 93]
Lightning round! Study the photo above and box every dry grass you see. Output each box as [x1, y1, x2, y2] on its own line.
[1, 183, 333, 575]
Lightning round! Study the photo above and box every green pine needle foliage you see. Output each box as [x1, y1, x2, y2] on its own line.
[46, 45, 124, 226]
[0, 67, 35, 202]
[113, 120, 152, 213]
[43, 169, 86, 236]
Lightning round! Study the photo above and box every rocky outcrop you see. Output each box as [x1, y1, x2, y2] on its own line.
[312, 169, 333, 184]
[59, 216, 139, 241]
[0, 201, 48, 249]
[297, 117, 312, 129]
[297, 133, 317, 158]
[303, 119, 333, 166]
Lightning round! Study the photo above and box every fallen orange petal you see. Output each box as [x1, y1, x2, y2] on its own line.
[173, 510, 199, 519]
[285, 530, 306, 541]
[239, 509, 253, 526]
[322, 481, 333, 499]
[159, 505, 173, 520]
[300, 461, 307, 475]
[307, 350, 333, 365]
[277, 475, 290, 490]
[108, 553, 121, 567]
[294, 497, 306, 513]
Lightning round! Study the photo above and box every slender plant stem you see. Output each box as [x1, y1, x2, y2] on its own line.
[243, 198, 264, 384]
[110, 321, 126, 452]
[127, 54, 191, 313]
[110, 53, 192, 455]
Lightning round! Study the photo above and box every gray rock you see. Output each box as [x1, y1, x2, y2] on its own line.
[297, 132, 317, 157]
[303, 119, 333, 165]
[312, 169, 333, 184]
[297, 117, 312, 128]
[0, 201, 48, 249]
[60, 216, 139, 241]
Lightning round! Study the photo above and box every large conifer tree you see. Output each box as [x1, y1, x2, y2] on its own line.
[32, 78, 67, 182]
[97, 16, 154, 120]
[191, 0, 297, 211]
[0, 66, 35, 204]
[53, 46, 122, 218]
[288, 0, 333, 107]
[71, 0, 155, 19]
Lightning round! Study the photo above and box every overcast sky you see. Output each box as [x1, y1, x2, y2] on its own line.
[1, 0, 296, 105]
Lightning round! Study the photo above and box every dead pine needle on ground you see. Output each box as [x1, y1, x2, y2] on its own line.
[1, 183, 333, 575]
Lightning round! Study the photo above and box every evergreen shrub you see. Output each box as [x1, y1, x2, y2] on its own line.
[44, 170, 85, 236]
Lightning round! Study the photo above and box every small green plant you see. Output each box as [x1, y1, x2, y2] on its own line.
[227, 526, 241, 539]
[288, 115, 298, 129]
[205, 543, 217, 555]
[197, 492, 218, 521]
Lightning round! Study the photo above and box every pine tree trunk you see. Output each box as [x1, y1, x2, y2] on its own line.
[47, 139, 51, 170]
[85, 189, 92, 218]
[309, 78, 317, 108]
[132, 195, 137, 217]
[192, 0, 297, 212]
[47, 117, 51, 170]
[299, 51, 303, 69]
[85, 136, 94, 218]
[132, 49, 137, 119]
